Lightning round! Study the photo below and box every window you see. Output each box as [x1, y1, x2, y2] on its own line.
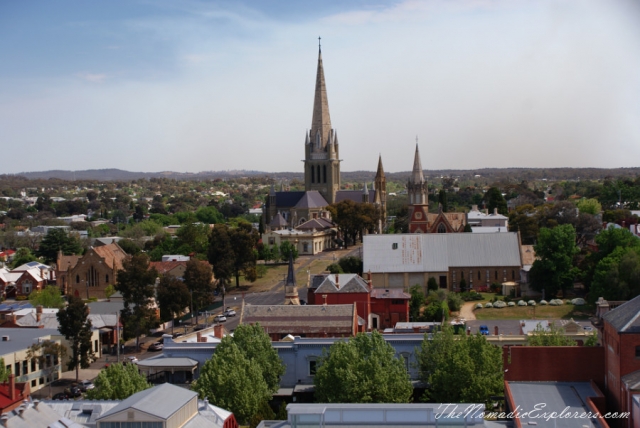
[39, 377, 44, 385]
[31, 380, 36, 388]
[309, 359, 317, 376]
[512, 270, 515, 280]
[106, 274, 109, 283]
[14, 362, 20, 377]
[392, 243, 398, 250]
[437, 223, 447, 233]
[268, 237, 275, 245]
[22, 360, 28, 375]
[478, 271, 481, 281]
[391, 299, 404, 305]
[323, 165, 327, 183]
[76, 275, 80, 284]
[635, 346, 640, 358]
[31, 359, 36, 372]
[495, 271, 498, 280]
[23, 284, 31, 294]
[311, 165, 315, 183]
[303, 243, 309, 252]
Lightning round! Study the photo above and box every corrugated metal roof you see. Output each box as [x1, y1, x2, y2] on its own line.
[603, 294, 640, 333]
[363, 233, 522, 273]
[98, 383, 197, 421]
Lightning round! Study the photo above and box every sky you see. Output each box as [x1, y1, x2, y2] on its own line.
[1, 0, 640, 175]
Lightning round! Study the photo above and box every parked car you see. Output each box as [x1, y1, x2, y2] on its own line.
[479, 325, 489, 336]
[78, 380, 94, 392]
[125, 356, 138, 364]
[223, 309, 236, 317]
[52, 392, 69, 400]
[583, 326, 593, 332]
[148, 342, 164, 351]
[214, 315, 227, 323]
[64, 386, 82, 398]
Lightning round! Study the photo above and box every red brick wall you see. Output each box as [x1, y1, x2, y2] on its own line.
[503, 346, 605, 391]
[603, 322, 640, 423]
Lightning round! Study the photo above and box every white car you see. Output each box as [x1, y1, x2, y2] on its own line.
[224, 309, 236, 317]
[126, 356, 138, 364]
[214, 315, 227, 323]
[78, 380, 94, 391]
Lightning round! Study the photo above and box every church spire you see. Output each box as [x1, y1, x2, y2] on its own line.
[411, 142, 424, 184]
[376, 154, 385, 179]
[310, 40, 332, 151]
[283, 252, 300, 305]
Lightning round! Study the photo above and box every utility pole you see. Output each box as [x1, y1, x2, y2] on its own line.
[116, 311, 120, 364]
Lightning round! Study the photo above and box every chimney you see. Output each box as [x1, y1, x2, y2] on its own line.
[10, 313, 16, 323]
[335, 274, 339, 290]
[196, 332, 202, 342]
[36, 305, 43, 322]
[213, 325, 223, 339]
[493, 208, 498, 215]
[9, 374, 15, 401]
[472, 204, 478, 211]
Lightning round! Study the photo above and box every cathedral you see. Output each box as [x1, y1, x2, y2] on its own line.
[264, 44, 386, 231]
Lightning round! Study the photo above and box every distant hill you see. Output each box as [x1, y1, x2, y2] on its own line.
[10, 167, 640, 182]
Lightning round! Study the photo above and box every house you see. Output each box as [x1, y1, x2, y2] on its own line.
[363, 232, 523, 291]
[306, 273, 410, 330]
[262, 217, 337, 256]
[37, 383, 238, 428]
[601, 294, 640, 427]
[239, 302, 360, 341]
[0, 375, 30, 414]
[467, 205, 509, 232]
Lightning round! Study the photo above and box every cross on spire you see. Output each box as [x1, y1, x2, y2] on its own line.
[318, 36, 321, 52]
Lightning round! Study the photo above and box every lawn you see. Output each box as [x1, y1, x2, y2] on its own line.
[474, 303, 595, 320]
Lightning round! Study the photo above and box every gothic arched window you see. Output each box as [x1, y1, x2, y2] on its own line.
[323, 165, 327, 183]
[316, 166, 321, 183]
[437, 223, 447, 233]
[311, 165, 315, 183]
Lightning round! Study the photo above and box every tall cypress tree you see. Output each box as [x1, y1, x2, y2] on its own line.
[57, 296, 94, 381]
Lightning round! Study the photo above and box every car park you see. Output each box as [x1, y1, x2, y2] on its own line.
[148, 342, 164, 351]
[214, 315, 227, 323]
[479, 325, 489, 335]
[78, 380, 94, 392]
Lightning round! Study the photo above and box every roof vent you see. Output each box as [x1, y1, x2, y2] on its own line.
[1, 336, 9, 342]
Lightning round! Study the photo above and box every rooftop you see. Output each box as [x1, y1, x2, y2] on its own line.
[0, 328, 60, 356]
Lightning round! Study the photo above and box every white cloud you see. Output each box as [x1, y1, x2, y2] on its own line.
[75, 73, 107, 83]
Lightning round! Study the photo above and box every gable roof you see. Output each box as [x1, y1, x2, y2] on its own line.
[335, 190, 375, 204]
[363, 232, 523, 273]
[296, 217, 334, 231]
[240, 303, 356, 335]
[57, 254, 80, 272]
[98, 383, 197, 421]
[603, 294, 640, 333]
[269, 212, 288, 228]
[314, 274, 370, 294]
[92, 242, 127, 271]
[294, 191, 328, 209]
[275, 191, 306, 208]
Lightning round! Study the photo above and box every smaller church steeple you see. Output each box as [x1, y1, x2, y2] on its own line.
[408, 142, 428, 206]
[283, 252, 300, 305]
[362, 182, 369, 203]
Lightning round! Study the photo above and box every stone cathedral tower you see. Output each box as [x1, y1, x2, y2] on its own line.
[303, 44, 340, 204]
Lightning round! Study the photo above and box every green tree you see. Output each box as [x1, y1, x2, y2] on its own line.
[0, 357, 7, 382]
[338, 256, 363, 275]
[418, 326, 503, 405]
[36, 228, 83, 263]
[459, 277, 467, 292]
[115, 254, 159, 349]
[438, 189, 448, 212]
[230, 223, 260, 287]
[29, 285, 66, 309]
[314, 331, 412, 403]
[427, 277, 438, 291]
[508, 204, 539, 245]
[104, 284, 116, 299]
[577, 198, 602, 215]
[409, 284, 425, 322]
[193, 338, 271, 425]
[590, 247, 640, 302]
[175, 221, 210, 256]
[279, 241, 298, 262]
[529, 224, 579, 297]
[86, 363, 151, 400]
[526, 323, 577, 346]
[328, 200, 380, 248]
[26, 340, 66, 398]
[57, 295, 94, 381]
[485, 187, 508, 216]
[208, 225, 234, 288]
[195, 206, 224, 224]
[11, 248, 37, 268]
[184, 259, 214, 319]
[232, 324, 285, 393]
[156, 274, 191, 322]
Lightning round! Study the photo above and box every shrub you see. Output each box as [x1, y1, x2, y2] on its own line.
[528, 300, 536, 306]
[427, 277, 438, 292]
[493, 300, 507, 308]
[460, 291, 483, 301]
[517, 300, 527, 306]
[539, 300, 548, 305]
[571, 298, 586, 306]
[549, 299, 564, 306]
[507, 301, 516, 307]
[326, 263, 343, 274]
[447, 293, 462, 312]
[484, 302, 493, 308]
[475, 303, 483, 309]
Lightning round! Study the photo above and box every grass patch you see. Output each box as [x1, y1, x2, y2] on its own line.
[474, 303, 595, 320]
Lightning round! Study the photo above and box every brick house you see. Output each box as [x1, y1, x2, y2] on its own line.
[602, 295, 640, 427]
[67, 242, 127, 299]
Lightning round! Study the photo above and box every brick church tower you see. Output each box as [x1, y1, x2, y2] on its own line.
[408, 144, 430, 233]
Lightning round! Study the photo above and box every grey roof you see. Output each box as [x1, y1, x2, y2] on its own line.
[507, 382, 601, 428]
[269, 212, 288, 228]
[622, 369, 640, 390]
[314, 274, 369, 294]
[241, 304, 355, 335]
[16, 312, 60, 329]
[0, 328, 60, 356]
[87, 300, 125, 315]
[603, 294, 640, 333]
[296, 217, 334, 231]
[44, 400, 120, 427]
[137, 357, 198, 369]
[274, 191, 305, 208]
[363, 233, 522, 273]
[2, 401, 78, 428]
[335, 190, 375, 204]
[294, 191, 328, 209]
[98, 383, 197, 421]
